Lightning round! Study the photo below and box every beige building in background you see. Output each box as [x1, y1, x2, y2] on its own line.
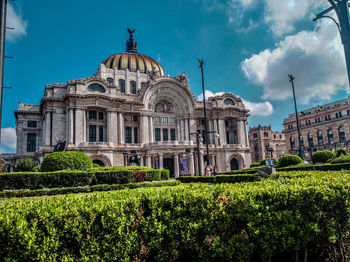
[283, 96, 350, 161]
[248, 125, 286, 163]
[2, 30, 252, 175]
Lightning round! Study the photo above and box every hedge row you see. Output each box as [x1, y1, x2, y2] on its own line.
[218, 168, 258, 175]
[0, 180, 180, 199]
[0, 169, 167, 191]
[276, 162, 350, 172]
[1, 171, 350, 261]
[176, 174, 260, 183]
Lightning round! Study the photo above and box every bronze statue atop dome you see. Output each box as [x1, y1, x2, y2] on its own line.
[126, 28, 138, 53]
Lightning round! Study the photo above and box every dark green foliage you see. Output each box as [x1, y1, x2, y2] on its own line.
[277, 162, 350, 172]
[176, 176, 216, 183]
[336, 148, 349, 157]
[312, 150, 336, 163]
[330, 155, 350, 164]
[1, 171, 350, 261]
[94, 170, 134, 185]
[161, 169, 170, 180]
[0, 181, 180, 198]
[260, 158, 278, 166]
[13, 158, 39, 172]
[278, 154, 303, 167]
[250, 162, 261, 168]
[41, 151, 93, 172]
[176, 174, 259, 183]
[144, 170, 161, 181]
[218, 168, 257, 175]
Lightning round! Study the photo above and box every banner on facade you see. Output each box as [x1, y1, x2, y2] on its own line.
[155, 157, 159, 169]
[180, 157, 189, 174]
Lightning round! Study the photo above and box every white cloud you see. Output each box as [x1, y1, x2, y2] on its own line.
[197, 90, 274, 116]
[241, 20, 347, 104]
[6, 3, 27, 42]
[242, 99, 274, 116]
[1, 127, 16, 149]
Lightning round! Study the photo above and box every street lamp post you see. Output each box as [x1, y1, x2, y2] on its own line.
[288, 74, 305, 160]
[313, 0, 350, 87]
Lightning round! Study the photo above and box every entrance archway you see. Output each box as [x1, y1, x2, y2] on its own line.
[230, 158, 239, 170]
[93, 159, 105, 167]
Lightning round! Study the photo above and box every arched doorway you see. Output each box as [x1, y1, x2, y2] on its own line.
[93, 159, 105, 167]
[230, 158, 239, 170]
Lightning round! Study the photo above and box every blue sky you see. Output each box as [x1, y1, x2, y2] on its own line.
[1, 0, 349, 153]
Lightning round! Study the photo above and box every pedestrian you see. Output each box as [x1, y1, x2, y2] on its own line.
[212, 165, 217, 176]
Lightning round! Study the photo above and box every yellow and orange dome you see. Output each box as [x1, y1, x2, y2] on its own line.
[103, 52, 165, 76]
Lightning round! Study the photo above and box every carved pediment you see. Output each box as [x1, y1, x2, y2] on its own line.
[155, 99, 173, 113]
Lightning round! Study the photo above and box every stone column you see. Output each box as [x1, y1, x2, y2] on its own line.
[218, 119, 226, 146]
[75, 109, 85, 145]
[177, 119, 181, 141]
[140, 156, 144, 166]
[174, 154, 179, 178]
[83, 110, 86, 142]
[200, 153, 204, 176]
[237, 119, 245, 146]
[149, 116, 153, 143]
[118, 112, 124, 144]
[189, 119, 197, 142]
[180, 119, 184, 141]
[184, 119, 189, 141]
[140, 115, 149, 145]
[146, 156, 152, 168]
[244, 120, 249, 146]
[44, 111, 51, 146]
[213, 119, 218, 145]
[159, 153, 163, 170]
[68, 109, 74, 144]
[107, 110, 118, 144]
[190, 152, 195, 176]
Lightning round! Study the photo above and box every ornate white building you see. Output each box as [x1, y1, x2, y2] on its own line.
[6, 30, 251, 176]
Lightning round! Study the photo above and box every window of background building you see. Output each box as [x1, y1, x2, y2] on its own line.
[89, 125, 96, 142]
[134, 127, 138, 143]
[264, 132, 268, 137]
[99, 126, 104, 142]
[155, 128, 161, 141]
[290, 136, 295, 149]
[253, 133, 258, 138]
[130, 81, 137, 94]
[106, 77, 113, 83]
[308, 133, 314, 148]
[27, 121, 37, 128]
[318, 131, 323, 145]
[338, 126, 346, 143]
[125, 127, 132, 143]
[328, 129, 334, 144]
[299, 135, 304, 147]
[27, 133, 36, 152]
[119, 79, 125, 93]
[89, 111, 97, 119]
[87, 84, 105, 93]
[279, 134, 282, 139]
[347, 110, 350, 116]
[98, 112, 104, 120]
[274, 134, 276, 139]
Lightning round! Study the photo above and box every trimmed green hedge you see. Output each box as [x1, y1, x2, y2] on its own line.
[276, 162, 350, 172]
[330, 155, 350, 164]
[0, 180, 180, 199]
[41, 151, 93, 172]
[250, 162, 261, 168]
[161, 170, 170, 180]
[176, 174, 260, 183]
[1, 171, 350, 260]
[0, 168, 165, 191]
[278, 154, 303, 167]
[218, 168, 257, 175]
[312, 150, 336, 163]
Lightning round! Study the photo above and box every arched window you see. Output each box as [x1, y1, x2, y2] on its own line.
[290, 136, 295, 149]
[224, 98, 235, 105]
[106, 77, 113, 84]
[87, 83, 105, 93]
[317, 131, 323, 145]
[308, 133, 314, 148]
[130, 81, 137, 94]
[230, 158, 239, 170]
[338, 126, 346, 143]
[299, 135, 304, 147]
[327, 129, 334, 144]
[118, 79, 125, 93]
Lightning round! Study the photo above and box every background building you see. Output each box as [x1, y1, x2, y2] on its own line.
[283, 96, 350, 160]
[248, 125, 286, 163]
[2, 30, 252, 175]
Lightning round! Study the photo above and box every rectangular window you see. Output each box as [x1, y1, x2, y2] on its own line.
[125, 127, 132, 143]
[134, 127, 138, 143]
[161, 117, 168, 123]
[155, 128, 161, 141]
[339, 111, 342, 118]
[89, 111, 97, 119]
[89, 125, 96, 142]
[170, 128, 176, 141]
[253, 133, 258, 138]
[98, 112, 104, 120]
[336, 113, 339, 119]
[133, 115, 139, 122]
[27, 133, 36, 152]
[264, 132, 268, 137]
[99, 126, 103, 142]
[347, 110, 350, 116]
[163, 128, 168, 141]
[27, 121, 37, 128]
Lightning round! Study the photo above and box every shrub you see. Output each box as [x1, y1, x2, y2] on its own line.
[94, 170, 134, 185]
[41, 151, 93, 172]
[218, 168, 257, 175]
[330, 155, 350, 164]
[176, 175, 260, 183]
[336, 148, 349, 158]
[260, 158, 278, 166]
[312, 150, 336, 163]
[278, 154, 303, 167]
[161, 170, 170, 180]
[144, 170, 161, 181]
[277, 162, 350, 172]
[13, 158, 39, 172]
[250, 162, 260, 168]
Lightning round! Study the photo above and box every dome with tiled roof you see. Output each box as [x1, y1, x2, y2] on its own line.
[102, 28, 165, 76]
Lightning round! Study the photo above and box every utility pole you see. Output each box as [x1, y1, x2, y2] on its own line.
[313, 0, 350, 87]
[198, 59, 210, 170]
[288, 74, 304, 160]
[0, 0, 7, 143]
